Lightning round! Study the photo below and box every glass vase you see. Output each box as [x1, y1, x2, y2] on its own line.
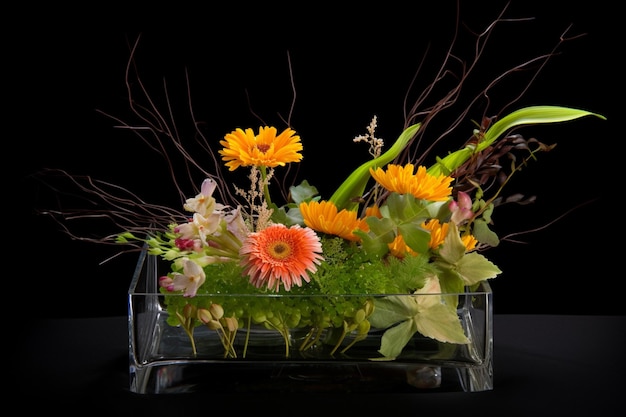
[128, 248, 493, 394]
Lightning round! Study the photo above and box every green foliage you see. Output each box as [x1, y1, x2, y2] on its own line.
[428, 106, 606, 176]
[369, 290, 470, 359]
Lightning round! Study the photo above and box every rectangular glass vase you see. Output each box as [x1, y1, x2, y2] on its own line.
[128, 248, 493, 394]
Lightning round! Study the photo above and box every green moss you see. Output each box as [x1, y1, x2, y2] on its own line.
[162, 235, 434, 336]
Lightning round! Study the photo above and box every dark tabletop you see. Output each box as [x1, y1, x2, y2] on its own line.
[15, 315, 625, 416]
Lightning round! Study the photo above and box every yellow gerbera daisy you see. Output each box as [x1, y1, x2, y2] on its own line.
[388, 234, 417, 258]
[364, 205, 382, 218]
[240, 224, 323, 292]
[422, 218, 448, 249]
[219, 126, 303, 171]
[299, 200, 368, 241]
[423, 219, 478, 251]
[370, 163, 453, 201]
[461, 234, 478, 251]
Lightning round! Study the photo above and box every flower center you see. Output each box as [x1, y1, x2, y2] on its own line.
[256, 143, 270, 153]
[267, 241, 292, 260]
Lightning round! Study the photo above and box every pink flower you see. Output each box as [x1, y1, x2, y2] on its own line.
[165, 259, 206, 297]
[449, 191, 473, 225]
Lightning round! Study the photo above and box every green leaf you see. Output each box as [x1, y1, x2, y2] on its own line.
[271, 206, 305, 226]
[354, 217, 396, 258]
[377, 319, 418, 359]
[330, 123, 421, 211]
[437, 222, 467, 264]
[289, 180, 319, 204]
[428, 106, 605, 176]
[385, 193, 431, 223]
[398, 223, 430, 254]
[455, 252, 502, 285]
[414, 303, 470, 344]
[472, 218, 500, 247]
[370, 276, 470, 358]
[369, 295, 418, 329]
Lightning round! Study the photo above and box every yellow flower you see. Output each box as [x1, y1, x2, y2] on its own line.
[388, 234, 417, 258]
[461, 234, 478, 251]
[364, 205, 382, 218]
[370, 164, 453, 201]
[299, 200, 368, 241]
[240, 224, 323, 292]
[422, 218, 448, 249]
[423, 219, 478, 252]
[219, 126, 303, 171]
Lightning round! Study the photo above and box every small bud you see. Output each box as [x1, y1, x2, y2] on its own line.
[363, 299, 374, 317]
[354, 309, 366, 324]
[182, 303, 196, 318]
[222, 316, 238, 332]
[357, 319, 371, 335]
[197, 308, 213, 324]
[209, 303, 224, 320]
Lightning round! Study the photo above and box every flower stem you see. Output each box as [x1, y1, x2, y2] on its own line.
[260, 165, 272, 208]
[243, 316, 252, 358]
[183, 326, 197, 357]
[329, 329, 348, 356]
[263, 318, 290, 358]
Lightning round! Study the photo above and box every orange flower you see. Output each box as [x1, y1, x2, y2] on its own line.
[389, 220, 450, 257]
[422, 218, 448, 249]
[219, 126, 303, 171]
[388, 234, 417, 258]
[240, 224, 323, 291]
[299, 200, 368, 241]
[370, 163, 453, 201]
[461, 234, 478, 251]
[423, 219, 478, 251]
[364, 205, 382, 218]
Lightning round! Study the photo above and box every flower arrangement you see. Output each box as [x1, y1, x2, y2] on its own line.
[118, 104, 601, 359]
[39, 14, 605, 364]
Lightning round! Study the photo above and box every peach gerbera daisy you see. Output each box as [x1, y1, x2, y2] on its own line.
[219, 126, 303, 171]
[299, 200, 368, 241]
[370, 163, 453, 202]
[240, 224, 323, 292]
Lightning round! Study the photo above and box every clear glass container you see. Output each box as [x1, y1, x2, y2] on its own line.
[128, 248, 493, 394]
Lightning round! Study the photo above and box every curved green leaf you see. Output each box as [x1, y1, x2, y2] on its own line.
[428, 106, 606, 176]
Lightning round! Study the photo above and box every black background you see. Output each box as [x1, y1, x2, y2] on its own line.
[13, 1, 620, 318]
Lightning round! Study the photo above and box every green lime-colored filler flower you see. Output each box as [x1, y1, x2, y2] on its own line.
[120, 107, 604, 359]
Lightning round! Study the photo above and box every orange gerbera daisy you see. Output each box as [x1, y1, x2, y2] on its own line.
[299, 200, 368, 241]
[370, 163, 453, 201]
[219, 126, 303, 171]
[240, 224, 323, 292]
